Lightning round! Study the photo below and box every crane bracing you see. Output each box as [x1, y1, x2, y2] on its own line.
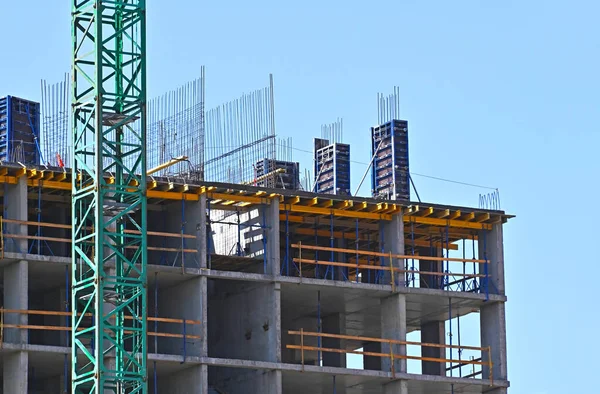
[71, 1, 148, 393]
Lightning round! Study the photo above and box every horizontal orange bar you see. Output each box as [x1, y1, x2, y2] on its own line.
[287, 330, 488, 352]
[293, 243, 488, 263]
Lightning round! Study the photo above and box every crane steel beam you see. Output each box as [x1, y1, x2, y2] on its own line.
[71, 1, 148, 393]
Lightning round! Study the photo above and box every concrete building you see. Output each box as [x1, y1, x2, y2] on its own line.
[0, 163, 512, 393]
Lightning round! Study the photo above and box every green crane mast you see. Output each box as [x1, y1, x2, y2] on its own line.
[71, 1, 148, 392]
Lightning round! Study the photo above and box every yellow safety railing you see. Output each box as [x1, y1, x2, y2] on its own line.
[0, 308, 201, 345]
[292, 242, 488, 291]
[0, 217, 197, 255]
[287, 329, 493, 385]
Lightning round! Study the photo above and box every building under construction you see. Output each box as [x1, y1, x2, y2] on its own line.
[0, 160, 512, 394]
[0, 3, 512, 394]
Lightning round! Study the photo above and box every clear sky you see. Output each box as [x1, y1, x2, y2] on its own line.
[1, 1, 598, 393]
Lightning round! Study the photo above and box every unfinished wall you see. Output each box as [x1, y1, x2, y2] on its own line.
[208, 280, 279, 362]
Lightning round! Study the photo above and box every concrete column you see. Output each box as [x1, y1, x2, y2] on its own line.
[479, 223, 507, 383]
[4, 176, 28, 253]
[420, 321, 446, 376]
[265, 199, 280, 276]
[3, 351, 28, 394]
[479, 223, 505, 295]
[383, 380, 408, 394]
[381, 293, 406, 374]
[198, 194, 207, 269]
[380, 213, 404, 287]
[4, 260, 28, 343]
[322, 313, 346, 368]
[481, 302, 508, 382]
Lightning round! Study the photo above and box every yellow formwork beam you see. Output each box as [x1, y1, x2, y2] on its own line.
[404, 215, 492, 230]
[282, 203, 392, 221]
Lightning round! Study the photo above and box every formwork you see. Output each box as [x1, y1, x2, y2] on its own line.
[255, 158, 301, 190]
[314, 138, 351, 195]
[0, 96, 41, 165]
[371, 119, 409, 201]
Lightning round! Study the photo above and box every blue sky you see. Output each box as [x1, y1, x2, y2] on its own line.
[1, 1, 599, 392]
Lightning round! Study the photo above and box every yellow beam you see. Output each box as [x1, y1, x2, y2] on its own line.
[422, 207, 434, 217]
[334, 200, 353, 210]
[404, 215, 491, 230]
[285, 204, 392, 221]
[26, 179, 70, 190]
[288, 196, 300, 205]
[369, 203, 384, 213]
[15, 168, 26, 178]
[435, 209, 450, 219]
[475, 213, 490, 223]
[55, 172, 67, 182]
[147, 156, 188, 176]
[462, 212, 475, 222]
[307, 197, 318, 206]
[448, 210, 461, 220]
[319, 199, 333, 208]
[207, 192, 269, 205]
[147, 190, 199, 201]
[354, 201, 368, 211]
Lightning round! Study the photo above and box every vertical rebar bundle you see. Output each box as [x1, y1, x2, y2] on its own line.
[146, 66, 205, 179]
[377, 86, 401, 124]
[277, 137, 293, 162]
[40, 74, 70, 167]
[321, 117, 343, 144]
[204, 74, 276, 184]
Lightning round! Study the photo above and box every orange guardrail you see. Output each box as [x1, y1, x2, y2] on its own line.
[287, 329, 492, 384]
[0, 308, 201, 344]
[292, 242, 487, 292]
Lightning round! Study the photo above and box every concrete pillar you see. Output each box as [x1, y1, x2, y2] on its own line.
[322, 313, 346, 367]
[383, 380, 408, 394]
[420, 321, 446, 376]
[380, 213, 404, 288]
[265, 199, 280, 276]
[4, 260, 28, 343]
[381, 293, 406, 374]
[4, 176, 28, 253]
[479, 223, 505, 295]
[479, 223, 507, 384]
[198, 194, 207, 269]
[480, 301, 507, 382]
[3, 351, 28, 394]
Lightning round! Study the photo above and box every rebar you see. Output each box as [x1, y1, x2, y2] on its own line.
[320, 117, 343, 144]
[377, 86, 401, 124]
[40, 74, 70, 167]
[146, 66, 205, 179]
[204, 74, 276, 184]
